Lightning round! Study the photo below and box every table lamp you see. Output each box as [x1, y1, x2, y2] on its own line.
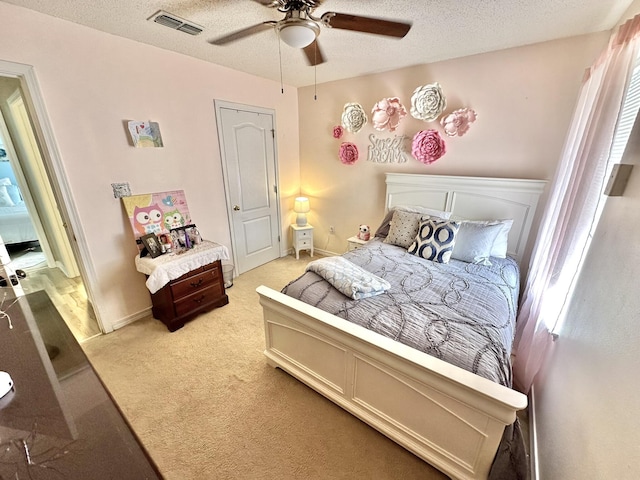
[294, 197, 310, 226]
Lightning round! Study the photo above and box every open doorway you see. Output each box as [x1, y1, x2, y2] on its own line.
[0, 76, 100, 341]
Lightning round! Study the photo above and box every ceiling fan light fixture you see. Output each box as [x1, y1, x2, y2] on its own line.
[278, 20, 319, 48]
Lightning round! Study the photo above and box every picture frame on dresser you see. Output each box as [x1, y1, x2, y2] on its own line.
[140, 233, 162, 258]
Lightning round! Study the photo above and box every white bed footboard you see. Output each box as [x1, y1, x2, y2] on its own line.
[258, 285, 527, 480]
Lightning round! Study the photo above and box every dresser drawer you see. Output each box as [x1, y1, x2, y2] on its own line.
[295, 229, 312, 240]
[170, 267, 220, 299]
[297, 239, 312, 248]
[173, 285, 221, 318]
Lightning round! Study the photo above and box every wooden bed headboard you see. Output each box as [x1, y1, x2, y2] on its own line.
[385, 173, 547, 264]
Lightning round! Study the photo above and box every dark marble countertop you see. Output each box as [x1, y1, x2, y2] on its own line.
[0, 291, 162, 479]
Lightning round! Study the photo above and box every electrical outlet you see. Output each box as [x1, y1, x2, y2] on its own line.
[329, 226, 335, 234]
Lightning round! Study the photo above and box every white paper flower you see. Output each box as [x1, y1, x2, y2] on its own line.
[410, 83, 447, 122]
[341, 103, 368, 133]
[371, 97, 407, 132]
[440, 108, 477, 137]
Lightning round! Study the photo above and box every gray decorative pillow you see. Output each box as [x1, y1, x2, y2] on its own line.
[375, 205, 451, 238]
[383, 210, 424, 248]
[408, 218, 460, 263]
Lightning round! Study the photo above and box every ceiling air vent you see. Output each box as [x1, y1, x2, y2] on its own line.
[148, 10, 203, 36]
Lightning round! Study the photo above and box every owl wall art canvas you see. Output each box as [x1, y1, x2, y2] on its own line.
[122, 190, 192, 250]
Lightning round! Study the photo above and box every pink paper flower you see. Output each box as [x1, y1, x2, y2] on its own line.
[440, 108, 477, 137]
[371, 97, 407, 132]
[332, 125, 344, 139]
[339, 142, 359, 165]
[411, 130, 446, 164]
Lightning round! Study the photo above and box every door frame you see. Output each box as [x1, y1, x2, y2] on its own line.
[0, 60, 108, 333]
[214, 99, 282, 274]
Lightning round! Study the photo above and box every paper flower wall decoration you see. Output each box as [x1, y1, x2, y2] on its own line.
[332, 125, 344, 139]
[339, 142, 359, 165]
[411, 129, 446, 165]
[371, 97, 407, 132]
[410, 83, 447, 122]
[440, 108, 477, 137]
[341, 103, 368, 133]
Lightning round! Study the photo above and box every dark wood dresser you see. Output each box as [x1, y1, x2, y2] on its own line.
[135, 240, 231, 332]
[150, 259, 228, 331]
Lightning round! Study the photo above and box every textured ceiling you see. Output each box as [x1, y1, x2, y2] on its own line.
[2, 0, 632, 87]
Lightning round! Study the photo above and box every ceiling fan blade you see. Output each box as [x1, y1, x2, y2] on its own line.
[303, 40, 326, 66]
[208, 21, 277, 45]
[321, 12, 411, 38]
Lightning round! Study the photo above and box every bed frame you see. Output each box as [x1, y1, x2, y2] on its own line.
[257, 173, 546, 480]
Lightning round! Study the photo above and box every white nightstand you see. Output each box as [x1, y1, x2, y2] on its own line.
[347, 236, 369, 251]
[291, 224, 314, 260]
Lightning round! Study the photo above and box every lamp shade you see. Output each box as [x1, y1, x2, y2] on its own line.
[294, 197, 310, 213]
[294, 197, 310, 226]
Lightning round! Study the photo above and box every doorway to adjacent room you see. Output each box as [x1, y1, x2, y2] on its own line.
[0, 72, 101, 341]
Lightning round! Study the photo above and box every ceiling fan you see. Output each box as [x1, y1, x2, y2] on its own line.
[208, 0, 412, 66]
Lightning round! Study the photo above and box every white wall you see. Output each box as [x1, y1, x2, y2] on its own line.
[533, 114, 640, 480]
[533, 5, 640, 477]
[0, 2, 300, 328]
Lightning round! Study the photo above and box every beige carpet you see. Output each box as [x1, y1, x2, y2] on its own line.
[82, 254, 448, 480]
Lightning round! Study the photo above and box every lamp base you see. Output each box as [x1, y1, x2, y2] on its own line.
[296, 213, 308, 227]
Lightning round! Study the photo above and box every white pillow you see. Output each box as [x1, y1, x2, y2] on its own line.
[452, 221, 504, 265]
[0, 185, 15, 207]
[451, 219, 514, 258]
[466, 219, 513, 258]
[0, 177, 11, 186]
[490, 220, 513, 258]
[5, 184, 21, 205]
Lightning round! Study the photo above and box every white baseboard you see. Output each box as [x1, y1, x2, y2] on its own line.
[282, 247, 340, 258]
[110, 307, 152, 331]
[313, 247, 339, 257]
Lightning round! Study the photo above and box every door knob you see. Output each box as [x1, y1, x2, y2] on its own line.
[233, 205, 240, 211]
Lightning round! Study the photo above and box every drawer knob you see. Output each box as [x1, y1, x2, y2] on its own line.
[193, 295, 206, 304]
[190, 278, 204, 288]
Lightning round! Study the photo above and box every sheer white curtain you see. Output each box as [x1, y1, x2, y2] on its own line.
[513, 15, 640, 393]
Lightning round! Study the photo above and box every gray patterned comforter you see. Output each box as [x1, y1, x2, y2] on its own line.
[282, 238, 519, 387]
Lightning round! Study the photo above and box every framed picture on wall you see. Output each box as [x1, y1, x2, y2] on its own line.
[140, 233, 162, 258]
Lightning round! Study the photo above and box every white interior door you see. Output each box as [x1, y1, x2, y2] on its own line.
[215, 101, 280, 274]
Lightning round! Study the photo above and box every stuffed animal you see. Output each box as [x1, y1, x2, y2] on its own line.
[357, 224, 370, 241]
